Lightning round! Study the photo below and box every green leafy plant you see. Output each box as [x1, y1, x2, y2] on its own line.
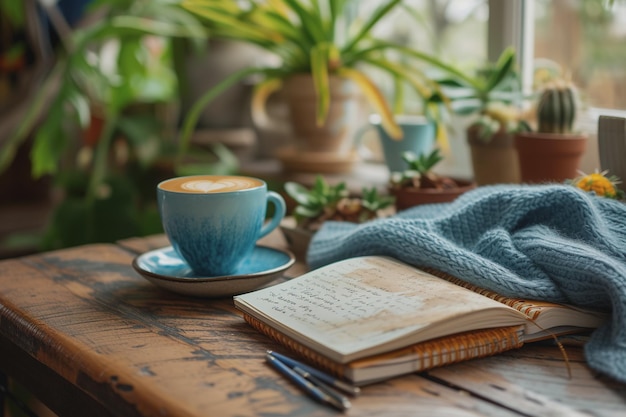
[360, 186, 396, 215]
[179, 0, 464, 147]
[437, 47, 525, 142]
[1, 0, 210, 178]
[285, 175, 394, 231]
[389, 148, 458, 190]
[0, 0, 236, 250]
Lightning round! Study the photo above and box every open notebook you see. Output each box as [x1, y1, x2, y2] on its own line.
[234, 256, 606, 385]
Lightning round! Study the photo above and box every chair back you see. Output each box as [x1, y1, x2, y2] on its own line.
[598, 115, 626, 193]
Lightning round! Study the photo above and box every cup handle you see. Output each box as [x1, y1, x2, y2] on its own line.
[258, 191, 286, 239]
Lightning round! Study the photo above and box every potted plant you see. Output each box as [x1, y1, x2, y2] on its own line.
[179, 0, 457, 171]
[437, 47, 525, 185]
[514, 79, 588, 183]
[281, 175, 394, 258]
[388, 148, 476, 211]
[0, 0, 235, 250]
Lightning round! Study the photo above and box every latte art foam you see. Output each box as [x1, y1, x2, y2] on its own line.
[181, 179, 252, 193]
[159, 175, 263, 193]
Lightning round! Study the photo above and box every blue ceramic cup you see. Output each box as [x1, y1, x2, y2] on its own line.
[367, 114, 436, 173]
[157, 175, 286, 276]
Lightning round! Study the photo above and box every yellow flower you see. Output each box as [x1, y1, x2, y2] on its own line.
[572, 170, 623, 199]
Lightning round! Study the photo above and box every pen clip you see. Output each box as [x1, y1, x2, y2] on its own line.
[293, 366, 351, 411]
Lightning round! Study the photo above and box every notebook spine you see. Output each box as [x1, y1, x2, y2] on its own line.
[244, 313, 524, 381]
[243, 313, 347, 377]
[352, 326, 524, 370]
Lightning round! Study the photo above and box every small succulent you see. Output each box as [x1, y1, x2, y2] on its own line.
[471, 102, 524, 142]
[285, 176, 394, 231]
[570, 170, 624, 200]
[389, 149, 457, 190]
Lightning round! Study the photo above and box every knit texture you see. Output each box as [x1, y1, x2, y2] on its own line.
[307, 184, 626, 383]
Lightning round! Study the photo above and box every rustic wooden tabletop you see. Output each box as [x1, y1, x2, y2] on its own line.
[0, 231, 624, 417]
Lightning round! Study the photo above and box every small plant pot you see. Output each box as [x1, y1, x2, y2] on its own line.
[514, 132, 587, 184]
[467, 128, 520, 185]
[279, 220, 314, 261]
[390, 179, 476, 211]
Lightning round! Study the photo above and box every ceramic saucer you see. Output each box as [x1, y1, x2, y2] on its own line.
[132, 245, 295, 298]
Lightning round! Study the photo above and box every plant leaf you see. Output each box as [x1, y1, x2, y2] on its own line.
[342, 0, 402, 55]
[178, 66, 263, 166]
[285, 182, 315, 205]
[311, 43, 331, 125]
[484, 46, 516, 93]
[0, 60, 66, 175]
[181, 0, 283, 44]
[336, 67, 401, 139]
[282, 0, 327, 44]
[30, 105, 68, 177]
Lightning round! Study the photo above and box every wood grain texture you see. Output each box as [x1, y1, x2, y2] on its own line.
[0, 233, 624, 417]
[429, 345, 626, 417]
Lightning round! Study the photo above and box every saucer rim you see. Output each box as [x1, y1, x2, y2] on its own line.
[132, 244, 295, 283]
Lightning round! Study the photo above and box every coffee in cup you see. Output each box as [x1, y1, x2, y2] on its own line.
[157, 175, 286, 276]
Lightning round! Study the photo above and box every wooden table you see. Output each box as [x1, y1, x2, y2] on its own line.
[0, 232, 624, 417]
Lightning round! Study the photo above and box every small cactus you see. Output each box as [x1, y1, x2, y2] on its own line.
[536, 81, 577, 134]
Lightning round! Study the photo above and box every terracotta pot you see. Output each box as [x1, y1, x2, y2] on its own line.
[283, 73, 361, 154]
[83, 112, 105, 147]
[254, 73, 362, 173]
[252, 73, 362, 173]
[390, 179, 476, 211]
[467, 127, 520, 185]
[279, 224, 314, 261]
[514, 132, 587, 184]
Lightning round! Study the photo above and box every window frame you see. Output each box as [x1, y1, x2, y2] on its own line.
[488, 0, 535, 97]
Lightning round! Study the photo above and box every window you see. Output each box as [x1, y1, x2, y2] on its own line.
[534, 0, 626, 111]
[358, 0, 625, 176]
[498, 0, 626, 174]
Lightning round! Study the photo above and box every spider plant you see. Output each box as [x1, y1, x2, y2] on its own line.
[179, 0, 465, 153]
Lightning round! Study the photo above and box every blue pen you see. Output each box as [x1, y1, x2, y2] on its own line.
[265, 353, 349, 411]
[267, 350, 361, 396]
[292, 366, 352, 411]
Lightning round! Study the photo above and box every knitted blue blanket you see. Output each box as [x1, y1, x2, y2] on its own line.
[307, 184, 626, 384]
